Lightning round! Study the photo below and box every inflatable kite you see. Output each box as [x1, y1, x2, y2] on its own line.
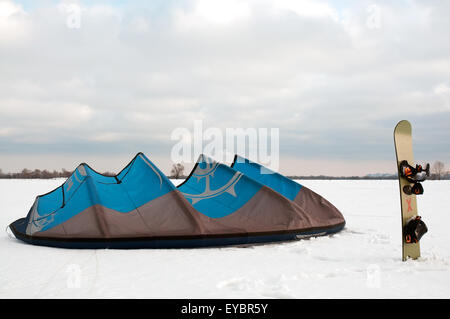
[9, 153, 345, 248]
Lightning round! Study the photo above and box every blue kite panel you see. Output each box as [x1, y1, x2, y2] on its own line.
[119, 154, 175, 208]
[232, 155, 302, 201]
[178, 156, 262, 218]
[40, 179, 94, 232]
[37, 187, 63, 217]
[37, 153, 174, 231]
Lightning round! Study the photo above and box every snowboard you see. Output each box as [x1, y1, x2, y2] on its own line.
[394, 120, 420, 261]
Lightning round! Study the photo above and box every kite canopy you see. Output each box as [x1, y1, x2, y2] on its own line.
[9, 153, 345, 249]
[231, 155, 345, 227]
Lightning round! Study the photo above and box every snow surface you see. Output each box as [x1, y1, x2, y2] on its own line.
[1, 179, 449, 299]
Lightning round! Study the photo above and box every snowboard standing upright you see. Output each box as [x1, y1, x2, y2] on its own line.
[394, 120, 427, 261]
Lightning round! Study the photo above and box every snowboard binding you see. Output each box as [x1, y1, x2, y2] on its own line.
[399, 160, 430, 183]
[404, 216, 428, 244]
[403, 182, 424, 195]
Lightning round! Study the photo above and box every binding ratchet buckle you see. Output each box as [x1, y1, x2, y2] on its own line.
[399, 160, 430, 183]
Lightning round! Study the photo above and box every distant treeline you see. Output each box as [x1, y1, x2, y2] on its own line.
[0, 169, 448, 180]
[0, 168, 115, 179]
[287, 173, 450, 180]
[286, 175, 398, 180]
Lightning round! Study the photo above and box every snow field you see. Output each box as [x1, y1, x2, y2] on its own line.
[0, 179, 449, 298]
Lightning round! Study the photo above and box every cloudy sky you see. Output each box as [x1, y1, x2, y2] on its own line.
[0, 0, 449, 176]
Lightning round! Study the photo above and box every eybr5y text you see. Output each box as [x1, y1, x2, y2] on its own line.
[225, 304, 268, 314]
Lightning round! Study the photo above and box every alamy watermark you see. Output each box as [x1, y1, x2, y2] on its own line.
[171, 120, 280, 172]
[366, 4, 381, 30]
[366, 264, 381, 288]
[66, 264, 82, 289]
[59, 3, 82, 29]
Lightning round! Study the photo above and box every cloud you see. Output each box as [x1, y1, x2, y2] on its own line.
[0, 0, 449, 174]
[174, 0, 252, 27]
[0, 0, 30, 44]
